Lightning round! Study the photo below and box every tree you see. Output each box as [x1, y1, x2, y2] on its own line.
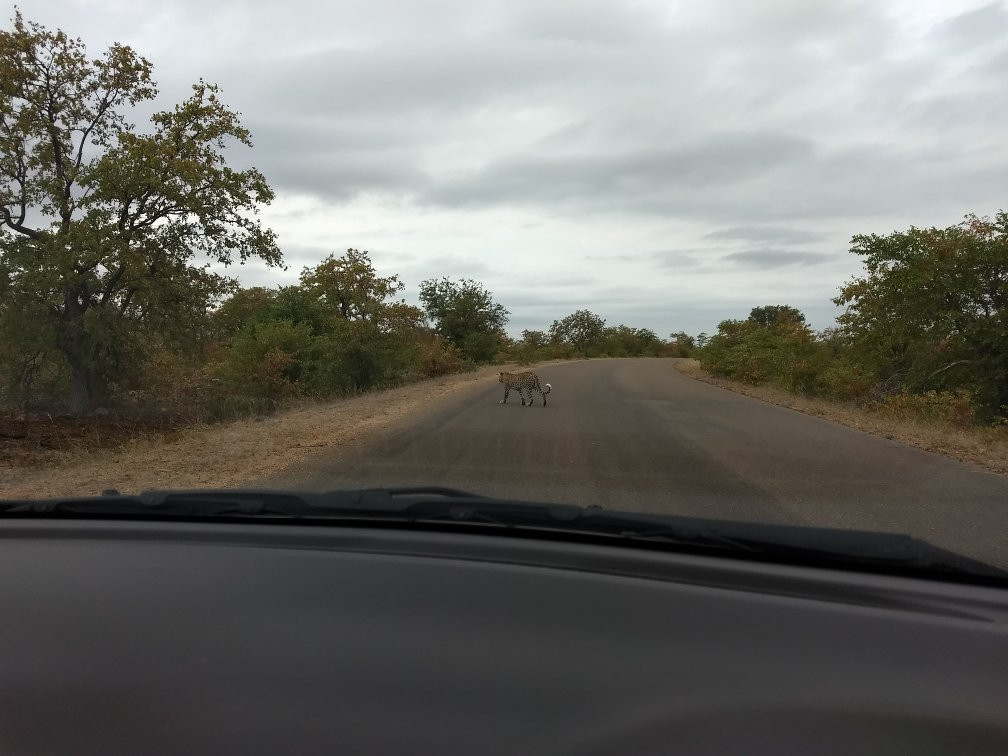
[0, 12, 280, 411]
[700, 316, 825, 391]
[521, 329, 547, 349]
[299, 249, 405, 322]
[669, 331, 695, 357]
[419, 277, 509, 363]
[748, 305, 806, 328]
[834, 212, 1008, 418]
[549, 309, 606, 355]
[210, 286, 275, 340]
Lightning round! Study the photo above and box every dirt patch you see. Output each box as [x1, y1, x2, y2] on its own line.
[1, 412, 187, 469]
[674, 358, 1008, 476]
[1, 365, 515, 499]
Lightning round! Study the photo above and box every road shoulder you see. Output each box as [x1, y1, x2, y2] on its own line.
[673, 358, 1008, 476]
[1, 366, 507, 498]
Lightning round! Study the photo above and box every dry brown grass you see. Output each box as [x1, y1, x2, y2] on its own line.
[1, 364, 516, 499]
[674, 359, 1008, 476]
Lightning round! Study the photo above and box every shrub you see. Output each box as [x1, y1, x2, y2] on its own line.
[211, 319, 315, 400]
[410, 337, 462, 380]
[815, 360, 876, 401]
[870, 390, 975, 429]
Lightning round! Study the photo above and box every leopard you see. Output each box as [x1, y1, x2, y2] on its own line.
[498, 370, 551, 407]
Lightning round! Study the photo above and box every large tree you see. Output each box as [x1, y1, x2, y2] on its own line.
[549, 309, 606, 355]
[419, 277, 508, 363]
[0, 12, 280, 411]
[299, 249, 406, 323]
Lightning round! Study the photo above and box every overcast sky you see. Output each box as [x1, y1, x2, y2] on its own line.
[13, 0, 1008, 336]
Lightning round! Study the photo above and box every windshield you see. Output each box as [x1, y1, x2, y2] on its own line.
[1, 1, 1006, 578]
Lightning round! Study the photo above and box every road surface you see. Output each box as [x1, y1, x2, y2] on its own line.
[262, 358, 1008, 567]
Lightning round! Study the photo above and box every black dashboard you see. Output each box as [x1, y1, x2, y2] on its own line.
[1, 518, 1005, 755]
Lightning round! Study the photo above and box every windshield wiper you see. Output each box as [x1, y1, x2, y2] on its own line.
[0, 487, 486, 518]
[1, 488, 1003, 581]
[0, 489, 761, 553]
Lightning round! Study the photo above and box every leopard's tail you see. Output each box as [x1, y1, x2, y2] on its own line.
[544, 382, 551, 395]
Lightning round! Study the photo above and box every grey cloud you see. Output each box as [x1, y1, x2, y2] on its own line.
[704, 226, 827, 245]
[84, 0, 998, 226]
[583, 253, 644, 262]
[397, 255, 495, 280]
[224, 35, 675, 121]
[504, 0, 670, 45]
[426, 132, 815, 209]
[721, 249, 834, 268]
[983, 44, 1008, 74]
[652, 251, 708, 270]
[937, 2, 1008, 48]
[261, 150, 429, 200]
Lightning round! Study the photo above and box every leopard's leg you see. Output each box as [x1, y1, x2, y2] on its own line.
[520, 386, 527, 405]
[500, 386, 509, 404]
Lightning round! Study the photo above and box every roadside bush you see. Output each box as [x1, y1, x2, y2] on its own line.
[701, 317, 828, 394]
[410, 336, 462, 379]
[870, 390, 975, 429]
[212, 319, 315, 400]
[815, 359, 876, 401]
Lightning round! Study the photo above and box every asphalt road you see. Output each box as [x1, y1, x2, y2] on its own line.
[263, 358, 1008, 568]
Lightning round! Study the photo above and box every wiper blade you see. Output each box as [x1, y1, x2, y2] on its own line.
[374, 501, 1007, 580]
[401, 500, 760, 552]
[2, 488, 1003, 580]
[0, 487, 488, 519]
[0, 489, 756, 550]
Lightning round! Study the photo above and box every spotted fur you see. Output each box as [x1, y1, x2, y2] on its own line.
[498, 370, 551, 407]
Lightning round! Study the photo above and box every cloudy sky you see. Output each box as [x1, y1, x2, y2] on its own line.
[14, 0, 1008, 336]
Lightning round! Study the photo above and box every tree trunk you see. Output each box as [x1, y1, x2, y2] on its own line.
[57, 287, 95, 415]
[67, 356, 94, 415]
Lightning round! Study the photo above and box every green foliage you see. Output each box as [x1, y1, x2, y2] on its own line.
[300, 248, 404, 322]
[700, 317, 826, 393]
[748, 305, 806, 328]
[419, 277, 509, 363]
[548, 310, 606, 356]
[506, 316, 668, 363]
[668, 331, 696, 357]
[521, 329, 547, 349]
[598, 325, 665, 358]
[696, 211, 1007, 427]
[0, 12, 280, 412]
[201, 250, 456, 405]
[212, 318, 315, 399]
[210, 287, 274, 340]
[813, 358, 876, 401]
[834, 212, 1008, 419]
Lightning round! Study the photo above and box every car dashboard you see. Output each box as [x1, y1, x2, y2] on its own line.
[0, 518, 1005, 755]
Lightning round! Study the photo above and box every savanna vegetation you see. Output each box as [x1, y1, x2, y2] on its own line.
[2, 12, 1004, 469]
[0, 12, 672, 433]
[698, 212, 1008, 431]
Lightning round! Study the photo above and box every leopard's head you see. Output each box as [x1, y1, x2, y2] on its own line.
[498, 372, 505, 383]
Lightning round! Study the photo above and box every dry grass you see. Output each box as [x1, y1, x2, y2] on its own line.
[674, 359, 1008, 476]
[1, 364, 514, 499]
